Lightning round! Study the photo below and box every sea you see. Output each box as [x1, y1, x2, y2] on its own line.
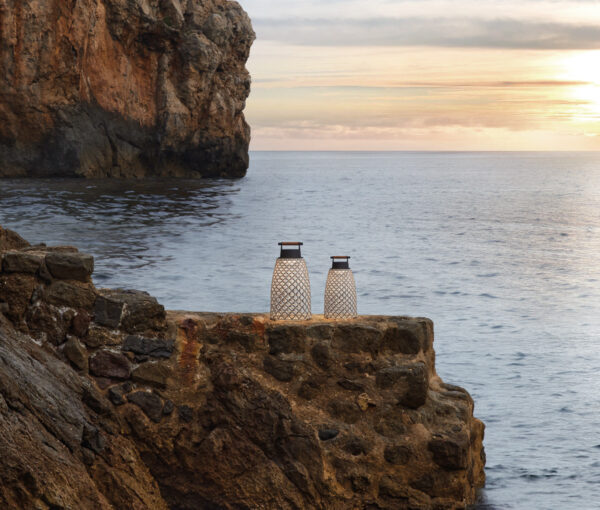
[1, 151, 599, 509]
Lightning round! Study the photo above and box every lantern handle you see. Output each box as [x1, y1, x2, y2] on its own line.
[330, 256, 351, 259]
[278, 242, 303, 258]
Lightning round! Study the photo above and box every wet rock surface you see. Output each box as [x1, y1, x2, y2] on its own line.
[0, 229, 485, 509]
[0, 0, 255, 179]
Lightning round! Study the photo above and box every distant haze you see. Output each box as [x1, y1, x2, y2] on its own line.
[242, 0, 600, 151]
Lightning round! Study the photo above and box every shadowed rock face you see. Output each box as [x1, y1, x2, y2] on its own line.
[0, 227, 486, 509]
[0, 0, 255, 178]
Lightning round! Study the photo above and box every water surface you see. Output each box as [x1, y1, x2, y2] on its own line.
[1, 151, 599, 509]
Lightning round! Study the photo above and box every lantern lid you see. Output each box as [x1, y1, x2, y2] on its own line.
[330, 256, 351, 269]
[279, 242, 303, 259]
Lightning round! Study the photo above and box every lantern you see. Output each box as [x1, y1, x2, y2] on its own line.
[270, 242, 312, 321]
[324, 256, 357, 319]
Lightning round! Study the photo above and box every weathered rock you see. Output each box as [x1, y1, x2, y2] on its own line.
[98, 289, 166, 333]
[1, 250, 44, 274]
[122, 335, 174, 358]
[45, 252, 94, 282]
[267, 324, 306, 354]
[71, 310, 91, 337]
[25, 302, 69, 345]
[381, 323, 423, 355]
[93, 294, 125, 328]
[44, 280, 97, 310]
[376, 362, 429, 408]
[0, 273, 36, 322]
[428, 433, 470, 470]
[89, 350, 131, 380]
[263, 355, 295, 382]
[132, 362, 170, 388]
[0, 310, 168, 509]
[127, 391, 164, 423]
[63, 336, 88, 371]
[0, 0, 255, 179]
[0, 227, 29, 252]
[84, 325, 124, 348]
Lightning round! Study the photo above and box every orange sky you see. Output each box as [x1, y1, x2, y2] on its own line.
[241, 0, 600, 150]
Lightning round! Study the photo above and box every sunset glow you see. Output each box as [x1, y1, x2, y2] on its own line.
[242, 0, 600, 150]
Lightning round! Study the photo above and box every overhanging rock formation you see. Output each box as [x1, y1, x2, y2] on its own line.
[0, 227, 485, 509]
[0, 0, 255, 178]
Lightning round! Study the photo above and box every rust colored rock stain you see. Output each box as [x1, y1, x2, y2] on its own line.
[177, 318, 202, 387]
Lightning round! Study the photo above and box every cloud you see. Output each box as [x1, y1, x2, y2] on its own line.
[253, 17, 600, 49]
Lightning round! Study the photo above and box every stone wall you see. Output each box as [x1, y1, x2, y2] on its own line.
[0, 229, 485, 509]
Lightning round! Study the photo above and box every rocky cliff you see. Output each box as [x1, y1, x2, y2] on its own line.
[0, 226, 485, 509]
[0, 0, 254, 178]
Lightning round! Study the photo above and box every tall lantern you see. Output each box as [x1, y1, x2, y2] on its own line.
[270, 242, 312, 321]
[324, 256, 357, 319]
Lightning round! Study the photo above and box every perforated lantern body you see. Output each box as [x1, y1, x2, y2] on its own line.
[324, 257, 357, 319]
[270, 243, 312, 321]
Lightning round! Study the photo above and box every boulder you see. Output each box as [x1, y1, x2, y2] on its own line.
[122, 335, 174, 358]
[89, 350, 131, 380]
[45, 252, 94, 282]
[127, 391, 164, 423]
[44, 281, 97, 310]
[1, 251, 44, 274]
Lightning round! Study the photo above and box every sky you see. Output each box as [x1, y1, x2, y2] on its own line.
[241, 0, 600, 151]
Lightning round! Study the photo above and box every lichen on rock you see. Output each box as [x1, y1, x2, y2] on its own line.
[0, 0, 255, 179]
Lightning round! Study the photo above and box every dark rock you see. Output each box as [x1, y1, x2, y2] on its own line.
[132, 362, 170, 388]
[337, 378, 364, 392]
[428, 434, 470, 470]
[327, 400, 361, 424]
[380, 325, 422, 355]
[82, 386, 112, 416]
[163, 400, 174, 415]
[375, 363, 429, 409]
[98, 289, 166, 333]
[311, 343, 332, 370]
[298, 377, 324, 401]
[70, 311, 91, 337]
[350, 475, 370, 493]
[93, 294, 125, 328]
[44, 281, 96, 310]
[123, 335, 174, 358]
[343, 436, 371, 456]
[318, 429, 339, 441]
[89, 350, 131, 380]
[63, 336, 87, 371]
[0, 226, 30, 251]
[83, 326, 123, 348]
[178, 405, 194, 423]
[45, 252, 94, 282]
[1, 251, 44, 274]
[263, 356, 295, 382]
[108, 386, 126, 406]
[225, 330, 260, 352]
[384, 445, 411, 465]
[0, 273, 36, 322]
[267, 325, 306, 355]
[127, 391, 164, 423]
[26, 302, 68, 345]
[332, 325, 382, 355]
[81, 424, 105, 454]
[378, 476, 410, 501]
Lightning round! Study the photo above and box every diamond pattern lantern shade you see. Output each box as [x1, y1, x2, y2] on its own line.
[324, 256, 357, 319]
[270, 242, 312, 321]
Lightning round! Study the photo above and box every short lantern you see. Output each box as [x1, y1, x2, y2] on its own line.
[270, 242, 312, 321]
[324, 256, 357, 319]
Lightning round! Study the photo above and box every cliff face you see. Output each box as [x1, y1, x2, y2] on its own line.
[0, 0, 254, 178]
[0, 226, 485, 509]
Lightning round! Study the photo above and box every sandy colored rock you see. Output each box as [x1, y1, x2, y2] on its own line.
[0, 0, 255, 179]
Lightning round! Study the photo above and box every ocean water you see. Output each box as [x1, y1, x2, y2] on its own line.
[1, 151, 599, 509]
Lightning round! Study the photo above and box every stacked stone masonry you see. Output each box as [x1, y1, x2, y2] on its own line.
[0, 226, 485, 509]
